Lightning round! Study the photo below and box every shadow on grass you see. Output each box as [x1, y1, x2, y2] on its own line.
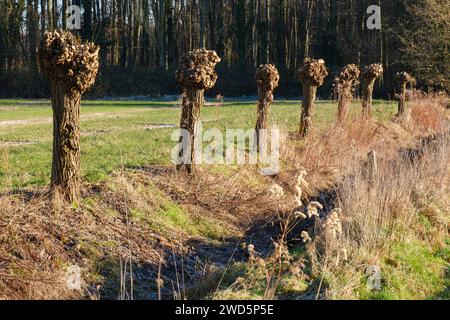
[95, 236, 249, 300]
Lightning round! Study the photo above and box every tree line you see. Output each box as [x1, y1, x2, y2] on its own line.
[0, 0, 448, 98]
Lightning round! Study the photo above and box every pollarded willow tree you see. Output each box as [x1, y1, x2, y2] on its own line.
[255, 64, 280, 149]
[361, 64, 383, 118]
[298, 58, 328, 137]
[38, 30, 99, 203]
[335, 64, 360, 123]
[396, 71, 412, 117]
[175, 49, 221, 174]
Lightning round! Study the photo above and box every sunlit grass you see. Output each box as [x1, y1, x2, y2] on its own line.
[0, 99, 397, 190]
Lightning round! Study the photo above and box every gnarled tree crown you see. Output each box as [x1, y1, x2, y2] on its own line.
[256, 64, 280, 91]
[363, 63, 383, 80]
[396, 71, 413, 85]
[38, 29, 99, 94]
[176, 49, 221, 90]
[298, 58, 328, 86]
[335, 64, 360, 90]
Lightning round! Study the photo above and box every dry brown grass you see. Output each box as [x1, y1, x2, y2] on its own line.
[0, 94, 448, 300]
[208, 93, 449, 300]
[0, 174, 172, 300]
[284, 94, 450, 299]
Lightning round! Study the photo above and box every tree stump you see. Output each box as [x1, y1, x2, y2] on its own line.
[362, 64, 383, 118]
[38, 30, 99, 204]
[255, 64, 280, 150]
[396, 71, 412, 118]
[175, 49, 221, 174]
[335, 64, 360, 123]
[298, 58, 328, 137]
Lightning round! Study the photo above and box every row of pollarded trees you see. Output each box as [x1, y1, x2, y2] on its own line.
[38, 30, 414, 204]
[177, 52, 416, 174]
[258, 60, 412, 138]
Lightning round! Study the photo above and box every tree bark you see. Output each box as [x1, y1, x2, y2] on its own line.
[362, 78, 376, 118]
[300, 84, 317, 137]
[337, 89, 351, 122]
[177, 87, 205, 174]
[255, 85, 272, 149]
[39, 30, 99, 204]
[50, 84, 82, 203]
[397, 82, 408, 116]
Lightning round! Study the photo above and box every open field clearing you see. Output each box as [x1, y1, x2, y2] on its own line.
[0, 0, 448, 308]
[0, 99, 396, 190]
[1, 96, 449, 300]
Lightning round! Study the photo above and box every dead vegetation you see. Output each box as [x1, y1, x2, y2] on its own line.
[0, 93, 448, 300]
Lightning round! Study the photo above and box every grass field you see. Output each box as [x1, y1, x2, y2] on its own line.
[0, 99, 397, 190]
[1, 97, 449, 301]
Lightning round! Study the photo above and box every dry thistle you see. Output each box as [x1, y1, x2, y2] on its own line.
[307, 201, 323, 218]
[294, 168, 309, 207]
[247, 244, 255, 255]
[341, 248, 348, 261]
[268, 184, 285, 199]
[301, 231, 312, 243]
[324, 208, 343, 239]
[294, 211, 307, 220]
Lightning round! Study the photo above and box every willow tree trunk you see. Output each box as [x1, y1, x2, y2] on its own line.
[50, 84, 81, 203]
[177, 87, 204, 173]
[337, 92, 350, 123]
[255, 86, 272, 149]
[362, 78, 376, 118]
[397, 82, 408, 117]
[300, 85, 317, 137]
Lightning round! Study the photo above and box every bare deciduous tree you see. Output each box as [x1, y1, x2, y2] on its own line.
[175, 49, 221, 174]
[396, 71, 412, 118]
[335, 64, 360, 123]
[361, 64, 383, 118]
[298, 58, 328, 137]
[39, 30, 99, 203]
[255, 64, 279, 149]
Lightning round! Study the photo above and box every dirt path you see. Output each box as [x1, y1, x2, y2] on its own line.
[0, 109, 166, 128]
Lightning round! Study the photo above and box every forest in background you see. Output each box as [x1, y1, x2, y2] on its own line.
[0, 0, 448, 98]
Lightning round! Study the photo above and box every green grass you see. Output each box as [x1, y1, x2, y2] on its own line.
[0, 99, 397, 190]
[358, 241, 450, 300]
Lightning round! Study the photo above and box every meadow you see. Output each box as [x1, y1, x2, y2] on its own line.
[0, 97, 448, 300]
[0, 99, 396, 190]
